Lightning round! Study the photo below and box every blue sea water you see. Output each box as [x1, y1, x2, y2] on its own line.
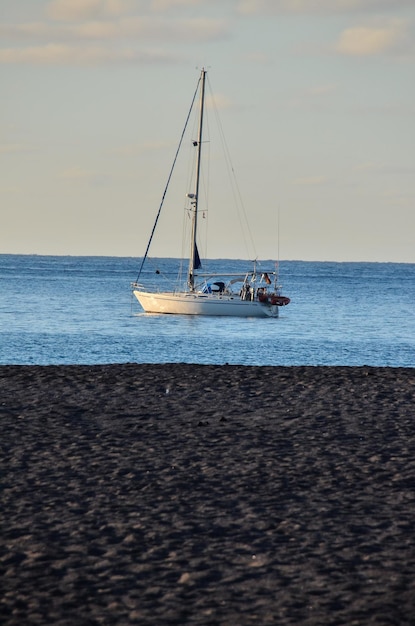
[0, 254, 414, 367]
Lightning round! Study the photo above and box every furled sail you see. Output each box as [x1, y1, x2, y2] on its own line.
[194, 244, 202, 270]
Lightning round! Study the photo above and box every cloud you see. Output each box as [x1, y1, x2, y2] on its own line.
[0, 0, 229, 66]
[0, 17, 228, 44]
[241, 51, 271, 64]
[141, 140, 174, 151]
[47, 0, 104, 21]
[0, 44, 177, 65]
[384, 189, 414, 207]
[206, 93, 233, 110]
[286, 84, 338, 111]
[60, 166, 95, 180]
[355, 161, 415, 175]
[46, 0, 135, 21]
[305, 84, 338, 96]
[59, 166, 112, 186]
[237, 0, 413, 16]
[46, 0, 204, 21]
[150, 0, 203, 11]
[293, 175, 328, 186]
[336, 20, 408, 55]
[0, 185, 20, 194]
[112, 140, 174, 155]
[355, 161, 379, 171]
[0, 22, 52, 40]
[77, 16, 228, 41]
[0, 143, 37, 154]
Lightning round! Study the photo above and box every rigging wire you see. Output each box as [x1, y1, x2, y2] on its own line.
[135, 74, 201, 284]
[206, 75, 258, 261]
[199, 108, 211, 264]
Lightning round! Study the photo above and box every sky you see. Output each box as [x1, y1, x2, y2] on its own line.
[1, 0, 414, 262]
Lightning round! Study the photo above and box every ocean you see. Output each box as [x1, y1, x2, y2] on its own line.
[0, 254, 414, 367]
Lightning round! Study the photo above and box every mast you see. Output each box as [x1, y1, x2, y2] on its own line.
[188, 68, 206, 291]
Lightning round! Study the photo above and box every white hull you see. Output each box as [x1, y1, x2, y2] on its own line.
[134, 290, 279, 318]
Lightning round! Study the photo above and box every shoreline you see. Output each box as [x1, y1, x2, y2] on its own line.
[2, 364, 415, 624]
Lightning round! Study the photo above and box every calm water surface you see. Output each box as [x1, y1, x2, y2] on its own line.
[0, 255, 414, 367]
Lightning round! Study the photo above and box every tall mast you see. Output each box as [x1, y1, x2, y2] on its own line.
[188, 68, 206, 291]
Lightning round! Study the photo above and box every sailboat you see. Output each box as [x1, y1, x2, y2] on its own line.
[132, 69, 290, 318]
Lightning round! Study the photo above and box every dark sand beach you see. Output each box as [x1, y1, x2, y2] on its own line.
[1, 364, 415, 625]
